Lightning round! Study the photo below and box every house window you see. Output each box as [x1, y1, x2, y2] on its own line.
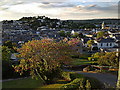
[110, 43, 112, 46]
[106, 43, 108, 46]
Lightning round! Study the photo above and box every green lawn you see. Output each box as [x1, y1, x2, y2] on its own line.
[72, 59, 95, 66]
[2, 72, 102, 89]
[2, 77, 45, 89]
[38, 79, 70, 89]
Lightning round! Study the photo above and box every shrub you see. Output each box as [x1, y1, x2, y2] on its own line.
[61, 72, 71, 81]
[85, 80, 91, 89]
[41, 67, 63, 83]
[60, 78, 87, 89]
[70, 73, 84, 80]
[60, 73, 102, 89]
[61, 84, 78, 90]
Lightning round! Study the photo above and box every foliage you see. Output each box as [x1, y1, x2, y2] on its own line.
[3, 40, 17, 52]
[2, 46, 12, 79]
[41, 67, 63, 83]
[61, 72, 71, 81]
[87, 40, 94, 47]
[85, 80, 91, 88]
[67, 38, 81, 56]
[97, 31, 105, 39]
[90, 52, 119, 67]
[13, 39, 76, 81]
[88, 52, 105, 61]
[61, 73, 102, 89]
[60, 78, 91, 89]
[2, 46, 28, 79]
[71, 32, 79, 38]
[59, 30, 66, 37]
[97, 52, 119, 67]
[66, 31, 71, 37]
[2, 46, 12, 61]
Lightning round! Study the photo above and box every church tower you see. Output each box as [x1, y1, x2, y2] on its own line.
[102, 21, 105, 29]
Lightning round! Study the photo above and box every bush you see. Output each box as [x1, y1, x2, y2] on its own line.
[61, 84, 78, 90]
[70, 73, 84, 80]
[2, 60, 14, 79]
[60, 78, 89, 89]
[60, 73, 103, 89]
[61, 72, 71, 81]
[2, 60, 29, 79]
[85, 80, 91, 88]
[41, 67, 63, 83]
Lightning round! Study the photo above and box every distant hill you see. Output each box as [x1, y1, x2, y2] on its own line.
[66, 19, 120, 24]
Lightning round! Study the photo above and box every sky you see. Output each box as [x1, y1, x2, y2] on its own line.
[0, 0, 119, 21]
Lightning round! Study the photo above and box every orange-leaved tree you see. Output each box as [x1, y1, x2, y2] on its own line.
[13, 38, 77, 81]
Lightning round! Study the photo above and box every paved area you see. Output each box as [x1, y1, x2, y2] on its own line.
[1, 77, 28, 82]
[75, 71, 117, 88]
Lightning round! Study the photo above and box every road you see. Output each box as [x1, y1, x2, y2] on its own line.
[72, 70, 118, 88]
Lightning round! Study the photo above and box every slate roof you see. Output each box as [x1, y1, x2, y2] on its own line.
[98, 38, 115, 43]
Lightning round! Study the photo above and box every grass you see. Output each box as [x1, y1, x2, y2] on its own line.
[2, 72, 103, 89]
[72, 59, 95, 66]
[38, 79, 69, 89]
[2, 77, 45, 89]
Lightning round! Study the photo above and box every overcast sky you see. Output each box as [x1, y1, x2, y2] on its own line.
[0, 0, 119, 21]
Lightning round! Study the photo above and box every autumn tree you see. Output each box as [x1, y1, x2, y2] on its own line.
[97, 31, 105, 39]
[90, 52, 119, 67]
[13, 39, 77, 81]
[87, 40, 94, 48]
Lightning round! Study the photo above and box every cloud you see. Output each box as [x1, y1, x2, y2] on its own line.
[74, 3, 118, 14]
[0, 0, 118, 21]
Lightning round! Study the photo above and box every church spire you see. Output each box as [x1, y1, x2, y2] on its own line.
[102, 21, 105, 29]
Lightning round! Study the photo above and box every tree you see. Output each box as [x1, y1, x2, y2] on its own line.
[3, 40, 17, 52]
[2, 46, 14, 79]
[87, 40, 94, 48]
[90, 52, 119, 67]
[66, 31, 71, 37]
[2, 46, 11, 62]
[59, 30, 66, 37]
[97, 31, 105, 39]
[13, 39, 76, 81]
[98, 52, 119, 67]
[71, 32, 79, 38]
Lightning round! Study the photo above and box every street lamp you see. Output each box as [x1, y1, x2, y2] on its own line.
[116, 40, 120, 88]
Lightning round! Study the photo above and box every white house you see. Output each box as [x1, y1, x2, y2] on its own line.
[96, 38, 117, 49]
[71, 30, 75, 35]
